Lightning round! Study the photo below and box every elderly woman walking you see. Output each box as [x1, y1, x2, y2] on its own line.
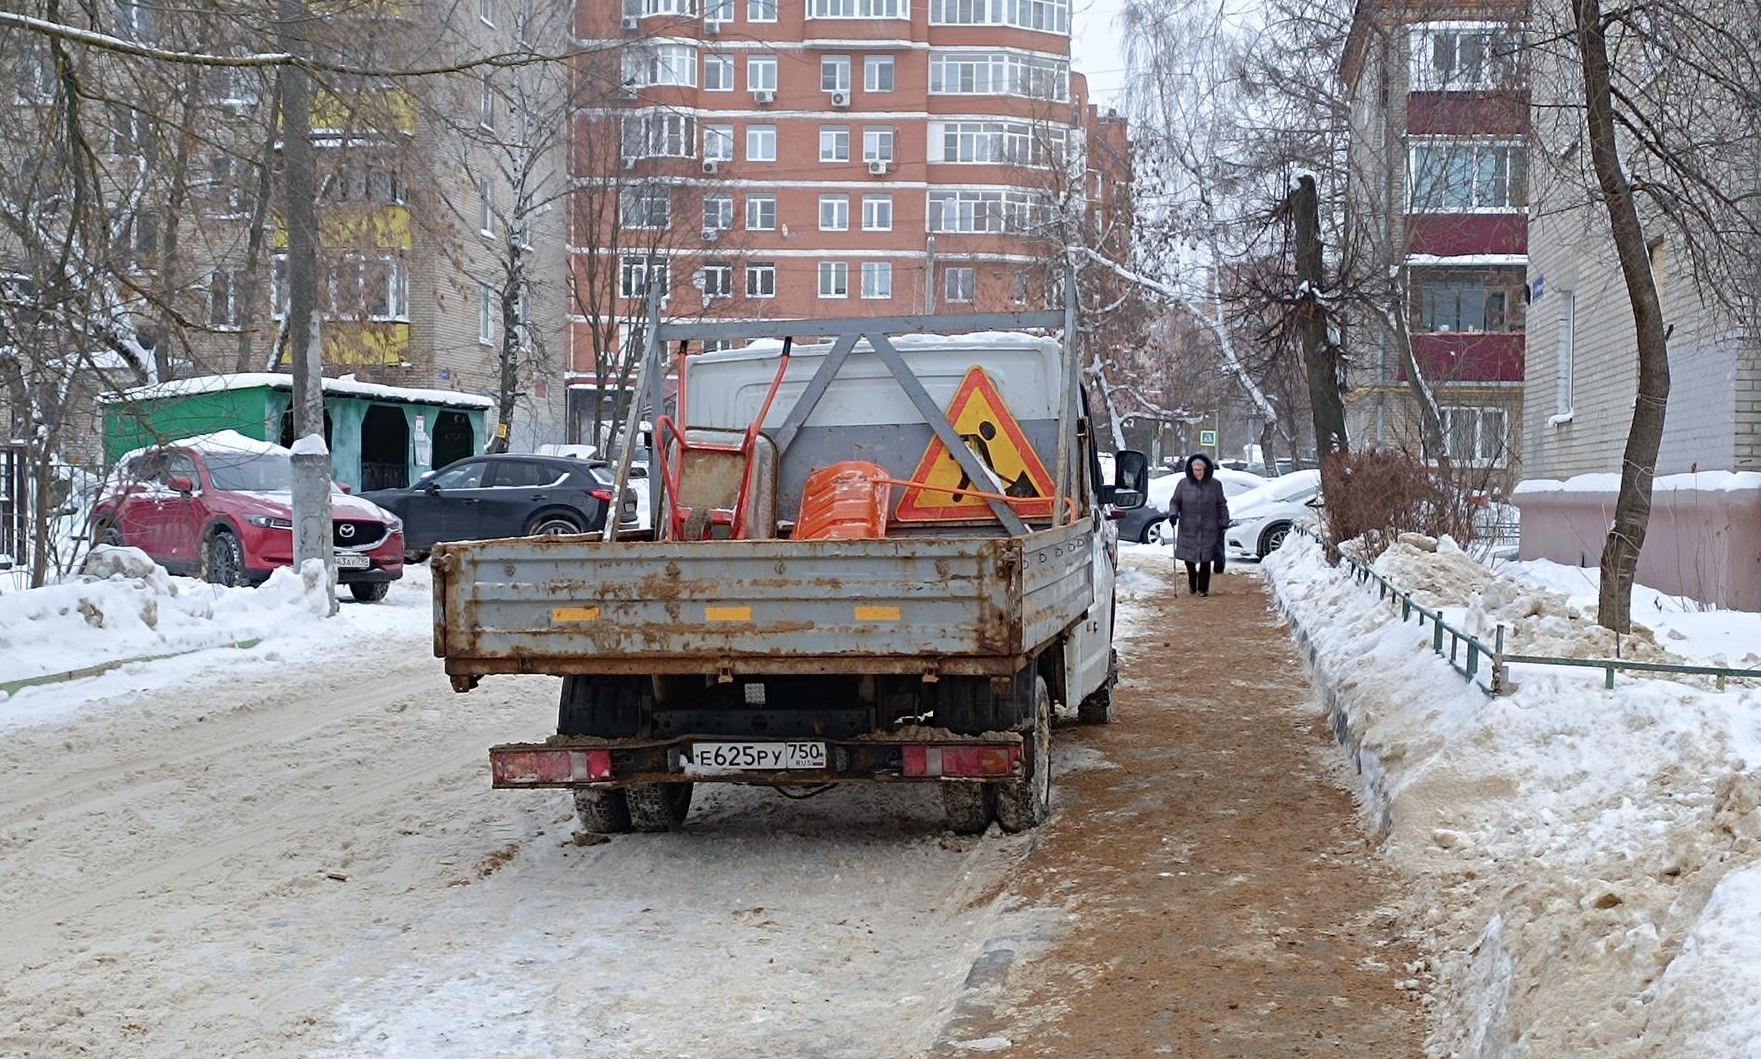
[1168, 452, 1230, 597]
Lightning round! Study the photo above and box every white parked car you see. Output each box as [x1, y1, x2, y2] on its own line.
[1128, 466, 1267, 545]
[1222, 469, 1323, 560]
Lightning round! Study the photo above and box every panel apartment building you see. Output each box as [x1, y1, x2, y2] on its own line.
[566, 0, 1131, 441]
[1340, 0, 1528, 484]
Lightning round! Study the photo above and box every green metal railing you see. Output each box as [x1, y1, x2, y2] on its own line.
[1287, 526, 1760, 695]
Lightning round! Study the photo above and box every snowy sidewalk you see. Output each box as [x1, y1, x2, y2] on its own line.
[933, 547, 1427, 1058]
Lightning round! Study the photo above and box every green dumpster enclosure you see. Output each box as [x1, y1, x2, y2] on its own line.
[99, 373, 493, 491]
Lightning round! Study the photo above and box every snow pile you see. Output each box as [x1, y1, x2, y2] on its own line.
[0, 547, 331, 687]
[1372, 537, 1686, 667]
[1265, 532, 1761, 1058]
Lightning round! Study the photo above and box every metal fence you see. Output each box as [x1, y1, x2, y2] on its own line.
[0, 443, 25, 568]
[1291, 525, 1760, 695]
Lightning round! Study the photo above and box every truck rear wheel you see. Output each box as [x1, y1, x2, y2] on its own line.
[943, 783, 994, 835]
[626, 782, 693, 832]
[573, 788, 632, 834]
[558, 675, 644, 738]
[994, 676, 1052, 833]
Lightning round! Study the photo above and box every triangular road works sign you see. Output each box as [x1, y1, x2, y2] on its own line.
[896, 366, 1055, 520]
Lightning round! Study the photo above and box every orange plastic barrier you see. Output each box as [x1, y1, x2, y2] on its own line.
[795, 461, 893, 540]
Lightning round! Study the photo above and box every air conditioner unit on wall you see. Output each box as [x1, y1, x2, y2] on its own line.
[621, 155, 637, 170]
[830, 90, 850, 108]
[619, 83, 638, 100]
[754, 90, 775, 105]
[620, 15, 639, 30]
[704, 18, 721, 33]
[867, 160, 889, 176]
[702, 159, 720, 174]
[701, 227, 721, 241]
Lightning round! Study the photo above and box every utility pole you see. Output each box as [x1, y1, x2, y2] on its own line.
[276, 0, 335, 613]
[1290, 174, 1349, 463]
[923, 234, 937, 313]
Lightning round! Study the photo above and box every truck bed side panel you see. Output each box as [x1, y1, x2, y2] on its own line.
[1019, 520, 1096, 652]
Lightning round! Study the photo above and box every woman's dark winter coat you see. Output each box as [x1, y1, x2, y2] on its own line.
[1168, 453, 1230, 565]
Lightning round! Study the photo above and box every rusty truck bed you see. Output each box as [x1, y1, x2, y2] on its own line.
[432, 519, 1094, 680]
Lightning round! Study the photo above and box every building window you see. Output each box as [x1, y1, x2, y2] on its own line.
[623, 43, 699, 87]
[819, 194, 850, 231]
[113, 0, 154, 41]
[809, 0, 906, 18]
[821, 55, 852, 92]
[704, 0, 733, 21]
[862, 127, 895, 162]
[927, 189, 1046, 233]
[934, 120, 1065, 166]
[944, 266, 975, 303]
[479, 0, 494, 25]
[748, 54, 778, 91]
[619, 185, 671, 228]
[1410, 24, 1519, 90]
[745, 125, 777, 161]
[623, 111, 697, 158]
[479, 282, 496, 344]
[819, 126, 850, 162]
[865, 55, 895, 92]
[270, 254, 288, 318]
[748, 0, 777, 19]
[704, 124, 734, 160]
[703, 192, 735, 230]
[818, 261, 849, 298]
[209, 269, 240, 327]
[1410, 140, 1526, 210]
[1441, 406, 1507, 464]
[862, 194, 893, 230]
[620, 255, 669, 299]
[861, 261, 892, 299]
[478, 176, 495, 235]
[1415, 284, 1515, 332]
[701, 261, 733, 297]
[746, 193, 777, 230]
[929, 0, 1068, 33]
[633, 0, 697, 14]
[1555, 290, 1575, 418]
[480, 73, 496, 131]
[704, 54, 734, 90]
[204, 153, 248, 217]
[747, 261, 776, 297]
[929, 50, 1067, 100]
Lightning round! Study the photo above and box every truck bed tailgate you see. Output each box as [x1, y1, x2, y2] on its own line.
[433, 523, 1092, 677]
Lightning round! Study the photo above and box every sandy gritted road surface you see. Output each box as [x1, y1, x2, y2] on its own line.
[0, 552, 1425, 1058]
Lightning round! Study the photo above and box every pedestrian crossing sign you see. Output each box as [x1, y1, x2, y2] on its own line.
[895, 366, 1055, 520]
[1200, 429, 1218, 447]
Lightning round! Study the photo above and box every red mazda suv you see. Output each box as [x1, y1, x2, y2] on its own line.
[91, 431, 405, 601]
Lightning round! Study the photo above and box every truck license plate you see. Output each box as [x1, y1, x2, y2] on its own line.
[683, 741, 827, 774]
[335, 553, 371, 570]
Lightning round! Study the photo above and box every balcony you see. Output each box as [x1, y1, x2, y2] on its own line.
[1400, 332, 1525, 384]
[1407, 213, 1526, 257]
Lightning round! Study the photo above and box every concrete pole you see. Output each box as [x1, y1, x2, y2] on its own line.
[277, 0, 335, 613]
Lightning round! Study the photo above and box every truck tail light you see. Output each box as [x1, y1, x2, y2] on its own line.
[901, 744, 1021, 778]
[490, 747, 613, 786]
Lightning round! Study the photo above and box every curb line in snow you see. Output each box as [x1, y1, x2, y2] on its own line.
[0, 638, 263, 697]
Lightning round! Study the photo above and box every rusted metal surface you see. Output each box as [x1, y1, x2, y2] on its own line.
[434, 523, 1093, 680]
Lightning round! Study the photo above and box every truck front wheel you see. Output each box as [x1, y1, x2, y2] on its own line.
[626, 783, 693, 832]
[993, 675, 1052, 832]
[574, 788, 632, 834]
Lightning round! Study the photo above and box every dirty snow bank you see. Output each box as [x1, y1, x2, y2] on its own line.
[1265, 532, 1761, 1058]
[0, 546, 350, 695]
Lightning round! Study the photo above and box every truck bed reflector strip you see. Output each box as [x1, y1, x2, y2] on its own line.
[705, 605, 752, 622]
[490, 748, 614, 786]
[854, 605, 902, 622]
[551, 606, 602, 623]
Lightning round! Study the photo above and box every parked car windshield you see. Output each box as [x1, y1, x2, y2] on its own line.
[204, 453, 294, 492]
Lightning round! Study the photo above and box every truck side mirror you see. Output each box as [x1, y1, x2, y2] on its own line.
[1110, 450, 1149, 508]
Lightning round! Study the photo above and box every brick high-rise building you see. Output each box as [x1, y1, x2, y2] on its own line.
[566, 0, 1130, 443]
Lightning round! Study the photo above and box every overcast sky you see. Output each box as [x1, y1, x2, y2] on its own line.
[1070, 0, 1130, 110]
